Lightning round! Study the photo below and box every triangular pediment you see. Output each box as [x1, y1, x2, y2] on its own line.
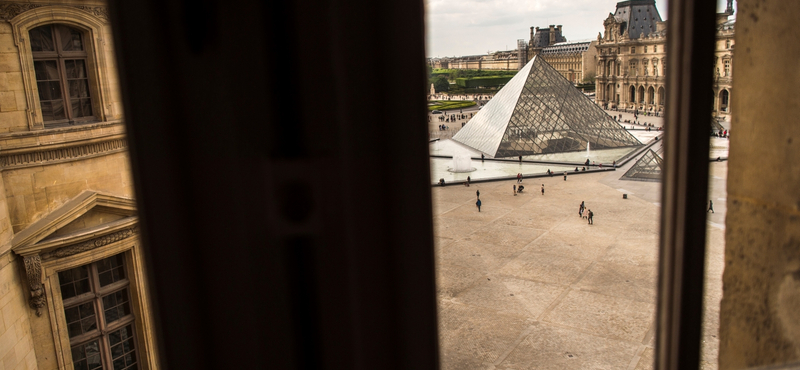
[452, 56, 641, 158]
[12, 191, 137, 256]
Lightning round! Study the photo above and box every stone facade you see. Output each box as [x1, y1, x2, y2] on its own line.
[526, 26, 597, 84]
[428, 50, 521, 71]
[537, 40, 598, 83]
[0, 2, 156, 370]
[594, 0, 735, 122]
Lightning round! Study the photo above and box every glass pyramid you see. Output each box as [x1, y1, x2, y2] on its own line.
[621, 149, 663, 182]
[452, 56, 641, 158]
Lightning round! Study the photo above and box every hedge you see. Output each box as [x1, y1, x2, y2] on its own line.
[455, 76, 513, 88]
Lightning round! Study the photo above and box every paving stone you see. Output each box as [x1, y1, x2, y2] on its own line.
[496, 322, 641, 370]
[542, 290, 655, 343]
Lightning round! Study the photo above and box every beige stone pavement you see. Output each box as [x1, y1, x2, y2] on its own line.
[433, 161, 727, 370]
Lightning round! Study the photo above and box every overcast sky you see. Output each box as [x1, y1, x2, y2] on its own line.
[425, 0, 734, 57]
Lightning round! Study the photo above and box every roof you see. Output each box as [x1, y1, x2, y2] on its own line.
[613, 0, 663, 39]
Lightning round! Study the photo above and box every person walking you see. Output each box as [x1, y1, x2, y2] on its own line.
[466, 176, 471, 187]
[513, 184, 517, 196]
[579, 201, 585, 217]
[707, 200, 714, 213]
[476, 198, 482, 212]
[541, 184, 545, 195]
[476, 189, 480, 199]
[587, 209, 594, 225]
[563, 171, 568, 181]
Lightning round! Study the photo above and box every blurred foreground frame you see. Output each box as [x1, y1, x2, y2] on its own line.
[108, 0, 437, 369]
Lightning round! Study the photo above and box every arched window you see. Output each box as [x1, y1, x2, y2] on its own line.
[658, 86, 665, 105]
[638, 86, 645, 103]
[629, 85, 636, 102]
[30, 24, 94, 125]
[647, 86, 655, 104]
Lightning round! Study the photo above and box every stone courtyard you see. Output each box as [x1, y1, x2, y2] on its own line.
[433, 158, 727, 369]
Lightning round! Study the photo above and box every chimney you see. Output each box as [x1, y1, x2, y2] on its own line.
[549, 25, 555, 45]
[530, 26, 534, 41]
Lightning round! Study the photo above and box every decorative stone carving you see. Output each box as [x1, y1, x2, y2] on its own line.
[42, 226, 139, 260]
[0, 3, 44, 20]
[0, 138, 127, 169]
[23, 254, 46, 316]
[0, 3, 109, 21]
[71, 6, 109, 21]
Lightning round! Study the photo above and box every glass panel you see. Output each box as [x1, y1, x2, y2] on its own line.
[29, 25, 54, 52]
[81, 98, 93, 117]
[34, 61, 60, 82]
[102, 289, 131, 324]
[108, 325, 137, 370]
[40, 101, 54, 121]
[71, 340, 102, 370]
[58, 265, 91, 300]
[64, 302, 96, 338]
[52, 99, 66, 120]
[58, 25, 84, 51]
[71, 99, 81, 117]
[98, 254, 126, 287]
[69, 80, 90, 98]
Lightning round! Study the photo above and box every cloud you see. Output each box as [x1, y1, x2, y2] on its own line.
[425, 0, 734, 57]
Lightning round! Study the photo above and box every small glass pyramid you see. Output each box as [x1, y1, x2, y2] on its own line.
[452, 56, 641, 158]
[621, 149, 663, 182]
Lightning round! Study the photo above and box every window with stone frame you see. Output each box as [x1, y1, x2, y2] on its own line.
[29, 24, 95, 126]
[630, 47, 636, 54]
[723, 59, 731, 77]
[58, 253, 139, 370]
[630, 60, 638, 76]
[644, 45, 648, 53]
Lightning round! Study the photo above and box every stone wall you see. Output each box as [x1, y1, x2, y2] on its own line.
[719, 0, 800, 368]
[0, 253, 38, 370]
[0, 22, 27, 133]
[3, 149, 134, 233]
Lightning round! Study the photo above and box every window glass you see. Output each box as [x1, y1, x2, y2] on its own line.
[29, 25, 54, 52]
[108, 325, 138, 370]
[71, 340, 103, 370]
[30, 24, 93, 123]
[98, 254, 126, 287]
[59, 265, 91, 300]
[102, 288, 132, 324]
[58, 26, 84, 51]
[64, 302, 97, 338]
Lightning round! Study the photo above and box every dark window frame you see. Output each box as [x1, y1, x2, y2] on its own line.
[58, 254, 140, 370]
[30, 24, 96, 127]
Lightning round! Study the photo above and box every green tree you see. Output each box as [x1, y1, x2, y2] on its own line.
[433, 75, 449, 92]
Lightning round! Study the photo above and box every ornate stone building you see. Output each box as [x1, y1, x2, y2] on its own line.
[427, 49, 521, 71]
[527, 25, 598, 84]
[595, 0, 735, 122]
[0, 2, 157, 370]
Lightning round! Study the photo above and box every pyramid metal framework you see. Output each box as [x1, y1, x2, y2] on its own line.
[452, 56, 641, 158]
[621, 149, 664, 182]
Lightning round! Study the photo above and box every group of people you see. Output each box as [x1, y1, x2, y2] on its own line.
[472, 182, 597, 225]
[713, 129, 729, 138]
[579, 201, 594, 224]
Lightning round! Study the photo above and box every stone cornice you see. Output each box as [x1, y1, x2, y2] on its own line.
[0, 3, 108, 21]
[41, 224, 138, 261]
[0, 137, 127, 170]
